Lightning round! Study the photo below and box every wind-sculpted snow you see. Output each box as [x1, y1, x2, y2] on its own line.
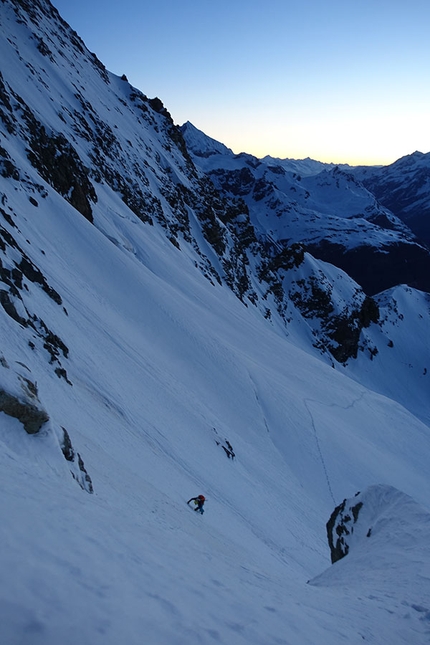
[311, 486, 430, 641]
[0, 1, 429, 644]
[325, 485, 430, 564]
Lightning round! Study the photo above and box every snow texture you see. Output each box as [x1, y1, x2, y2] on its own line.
[0, 2, 429, 644]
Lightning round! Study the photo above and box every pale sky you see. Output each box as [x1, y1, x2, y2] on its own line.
[51, 0, 430, 166]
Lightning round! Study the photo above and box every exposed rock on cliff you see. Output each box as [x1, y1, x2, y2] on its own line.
[0, 356, 48, 433]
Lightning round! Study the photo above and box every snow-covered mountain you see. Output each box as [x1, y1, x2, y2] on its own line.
[182, 121, 430, 295]
[1, 1, 430, 644]
[352, 151, 430, 247]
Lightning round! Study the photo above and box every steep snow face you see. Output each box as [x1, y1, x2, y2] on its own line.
[345, 285, 430, 426]
[181, 121, 234, 158]
[0, 0, 399, 372]
[0, 1, 430, 644]
[1, 177, 430, 645]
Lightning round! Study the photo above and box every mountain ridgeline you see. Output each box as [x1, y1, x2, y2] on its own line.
[0, 0, 429, 371]
[2, 2, 430, 643]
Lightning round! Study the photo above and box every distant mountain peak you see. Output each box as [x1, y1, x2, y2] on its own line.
[180, 121, 233, 158]
[1, 3, 430, 643]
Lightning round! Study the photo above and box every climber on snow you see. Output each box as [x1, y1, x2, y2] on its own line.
[187, 495, 205, 514]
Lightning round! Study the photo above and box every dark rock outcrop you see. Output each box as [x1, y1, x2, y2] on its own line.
[0, 387, 49, 433]
[326, 493, 364, 563]
[0, 358, 49, 433]
[0, 356, 91, 491]
[60, 427, 94, 494]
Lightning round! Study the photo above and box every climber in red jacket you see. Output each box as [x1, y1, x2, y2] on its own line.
[187, 495, 205, 514]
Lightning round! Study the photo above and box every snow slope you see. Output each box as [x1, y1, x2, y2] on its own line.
[1, 145, 430, 644]
[0, 1, 429, 644]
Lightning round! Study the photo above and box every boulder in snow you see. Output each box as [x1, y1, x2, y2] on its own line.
[0, 356, 49, 433]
